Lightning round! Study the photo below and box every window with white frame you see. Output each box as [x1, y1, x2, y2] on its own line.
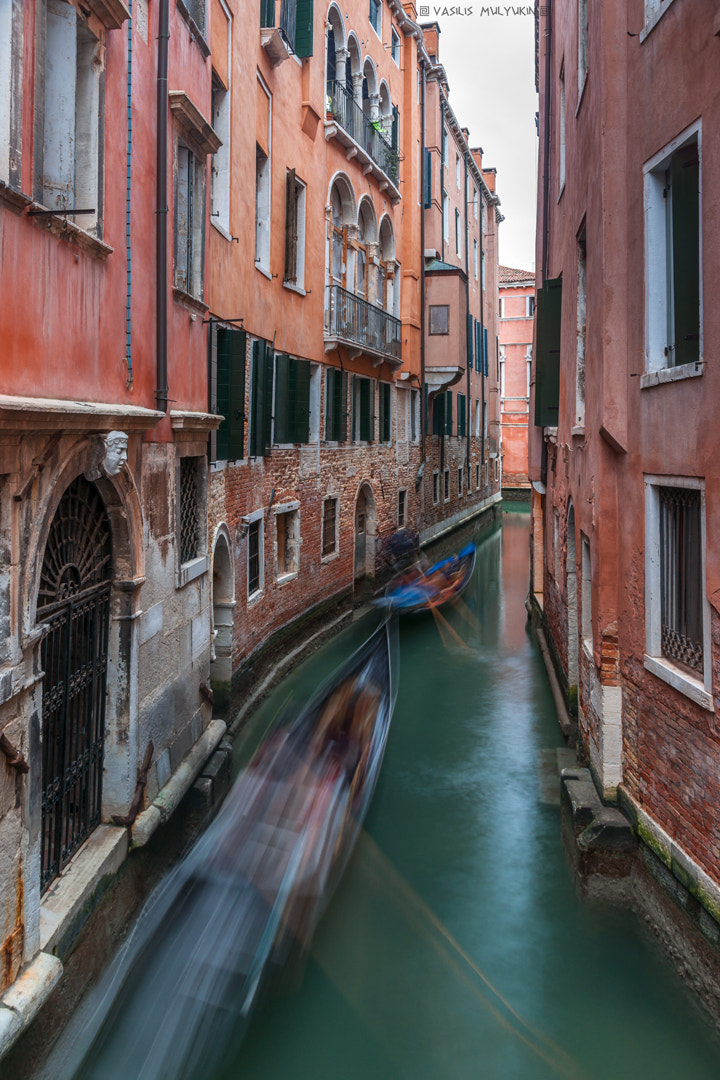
[457, 467, 463, 496]
[473, 239, 478, 279]
[275, 505, 300, 579]
[255, 144, 271, 272]
[581, 535, 592, 648]
[527, 295, 535, 317]
[391, 26, 400, 63]
[411, 388, 419, 442]
[432, 471, 439, 505]
[181, 0, 206, 37]
[643, 0, 677, 35]
[456, 153, 461, 189]
[559, 63, 566, 193]
[284, 168, 306, 289]
[369, 0, 381, 35]
[175, 143, 206, 297]
[1, 0, 21, 189]
[442, 124, 448, 167]
[443, 468, 450, 502]
[473, 187, 478, 219]
[211, 69, 231, 236]
[645, 476, 710, 704]
[575, 228, 586, 427]
[455, 209, 461, 257]
[442, 190, 449, 244]
[321, 497, 338, 557]
[398, 488, 407, 527]
[644, 125, 701, 373]
[36, 0, 104, 236]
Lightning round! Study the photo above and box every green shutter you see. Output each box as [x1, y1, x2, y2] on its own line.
[250, 339, 274, 456]
[274, 353, 291, 442]
[483, 328, 488, 377]
[474, 319, 481, 372]
[433, 392, 444, 436]
[535, 276, 562, 427]
[295, 358, 311, 443]
[260, 0, 274, 27]
[458, 393, 466, 437]
[358, 378, 372, 441]
[326, 367, 346, 441]
[670, 143, 700, 367]
[445, 391, 453, 436]
[467, 313, 473, 369]
[294, 0, 313, 56]
[216, 327, 246, 460]
[424, 147, 432, 207]
[391, 104, 399, 153]
[378, 382, 391, 442]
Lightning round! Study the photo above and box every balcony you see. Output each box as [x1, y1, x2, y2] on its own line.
[325, 81, 400, 202]
[325, 284, 402, 367]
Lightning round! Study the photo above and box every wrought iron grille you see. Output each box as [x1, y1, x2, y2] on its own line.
[326, 284, 402, 360]
[322, 498, 338, 557]
[326, 81, 399, 183]
[248, 520, 261, 594]
[37, 476, 112, 892]
[659, 485, 703, 674]
[180, 457, 200, 564]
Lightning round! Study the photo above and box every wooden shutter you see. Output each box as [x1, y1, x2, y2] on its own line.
[295, 358, 310, 443]
[670, 144, 700, 367]
[475, 319, 481, 372]
[535, 276, 562, 426]
[294, 0, 313, 56]
[391, 104, 399, 153]
[433, 392, 444, 436]
[483, 327, 489, 377]
[250, 339, 273, 455]
[274, 353, 291, 442]
[216, 327, 246, 460]
[424, 147, 432, 207]
[467, 312, 474, 369]
[260, 0, 274, 27]
[458, 393, 466, 437]
[326, 367, 346, 441]
[379, 382, 391, 442]
[445, 391, 453, 436]
[284, 169, 297, 284]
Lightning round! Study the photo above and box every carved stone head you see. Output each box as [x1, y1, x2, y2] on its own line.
[102, 431, 129, 477]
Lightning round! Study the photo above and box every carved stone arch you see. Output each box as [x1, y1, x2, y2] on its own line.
[363, 55, 379, 98]
[347, 31, 362, 77]
[353, 481, 377, 597]
[357, 195, 378, 244]
[328, 171, 357, 226]
[326, 2, 346, 51]
[379, 213, 395, 262]
[211, 523, 235, 709]
[378, 79, 392, 125]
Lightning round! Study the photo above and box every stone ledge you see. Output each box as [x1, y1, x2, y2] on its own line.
[0, 952, 63, 1060]
[40, 826, 128, 955]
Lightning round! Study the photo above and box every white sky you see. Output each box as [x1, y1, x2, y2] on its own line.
[427, 9, 538, 273]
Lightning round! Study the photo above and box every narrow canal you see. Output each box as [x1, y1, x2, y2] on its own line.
[223, 507, 720, 1080]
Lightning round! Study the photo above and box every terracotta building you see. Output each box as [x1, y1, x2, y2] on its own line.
[0, 0, 223, 1048]
[420, 22, 503, 543]
[498, 266, 534, 495]
[531, 0, 720, 924]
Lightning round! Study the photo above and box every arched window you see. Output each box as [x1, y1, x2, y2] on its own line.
[356, 200, 377, 301]
[331, 185, 345, 286]
[378, 216, 397, 314]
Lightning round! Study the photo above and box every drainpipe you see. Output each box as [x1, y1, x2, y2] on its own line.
[420, 55, 427, 495]
[463, 148, 470, 480]
[479, 198, 486, 468]
[541, 0, 552, 282]
[125, 0, 133, 387]
[439, 99, 444, 264]
[156, 0, 170, 412]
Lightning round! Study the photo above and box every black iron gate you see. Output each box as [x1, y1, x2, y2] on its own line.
[37, 476, 112, 892]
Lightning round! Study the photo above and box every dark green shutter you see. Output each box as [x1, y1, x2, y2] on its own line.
[295, 358, 310, 443]
[326, 367, 346, 441]
[358, 377, 372, 441]
[424, 147, 432, 207]
[391, 104, 399, 153]
[467, 313, 473, 369]
[483, 327, 489, 377]
[216, 327, 246, 460]
[274, 353, 291, 442]
[535, 276, 562, 426]
[432, 391, 444, 436]
[379, 382, 391, 442]
[475, 319, 481, 372]
[294, 0, 313, 56]
[250, 339, 274, 456]
[670, 143, 700, 367]
[458, 393, 466, 437]
[260, 0, 274, 27]
[445, 391, 453, 436]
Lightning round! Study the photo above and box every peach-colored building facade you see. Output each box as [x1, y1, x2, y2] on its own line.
[498, 266, 534, 493]
[531, 0, 720, 940]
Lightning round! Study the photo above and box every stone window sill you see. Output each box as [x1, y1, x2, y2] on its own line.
[177, 554, 208, 588]
[643, 653, 713, 712]
[175, 0, 210, 57]
[640, 362, 703, 389]
[321, 549, 339, 564]
[276, 570, 299, 586]
[28, 205, 113, 259]
[640, 0, 677, 42]
[173, 286, 209, 314]
[283, 280, 307, 296]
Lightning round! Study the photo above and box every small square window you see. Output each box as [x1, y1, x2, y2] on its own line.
[322, 497, 338, 557]
[429, 305, 449, 335]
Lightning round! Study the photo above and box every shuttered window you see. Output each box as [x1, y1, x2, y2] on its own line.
[433, 391, 452, 436]
[215, 327, 246, 461]
[467, 313, 473, 370]
[353, 376, 374, 441]
[667, 143, 699, 368]
[534, 276, 562, 426]
[325, 367, 348, 442]
[659, 486, 703, 674]
[378, 382, 391, 442]
[424, 147, 432, 207]
[457, 393, 466, 437]
[274, 354, 310, 443]
[249, 339, 274, 457]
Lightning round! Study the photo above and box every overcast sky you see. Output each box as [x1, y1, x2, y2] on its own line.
[427, 9, 538, 273]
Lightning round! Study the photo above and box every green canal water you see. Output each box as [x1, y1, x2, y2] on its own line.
[222, 508, 720, 1080]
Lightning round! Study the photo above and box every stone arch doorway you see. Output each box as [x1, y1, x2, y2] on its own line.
[36, 475, 112, 892]
[211, 527, 235, 710]
[354, 483, 376, 598]
[567, 501, 579, 702]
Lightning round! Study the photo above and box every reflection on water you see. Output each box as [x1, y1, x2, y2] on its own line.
[229, 509, 720, 1080]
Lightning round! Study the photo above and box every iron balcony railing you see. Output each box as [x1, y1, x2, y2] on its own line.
[260, 0, 295, 48]
[326, 80, 399, 184]
[327, 284, 402, 361]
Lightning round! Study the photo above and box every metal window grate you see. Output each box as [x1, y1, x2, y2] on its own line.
[322, 499, 337, 557]
[248, 520, 261, 593]
[180, 458, 199, 564]
[659, 485, 703, 674]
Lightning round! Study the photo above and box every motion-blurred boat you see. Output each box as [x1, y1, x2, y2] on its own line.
[374, 542, 476, 615]
[65, 619, 397, 1080]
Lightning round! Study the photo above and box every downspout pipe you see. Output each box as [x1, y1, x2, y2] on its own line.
[479, 198, 486, 468]
[125, 0, 133, 387]
[156, 0, 170, 412]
